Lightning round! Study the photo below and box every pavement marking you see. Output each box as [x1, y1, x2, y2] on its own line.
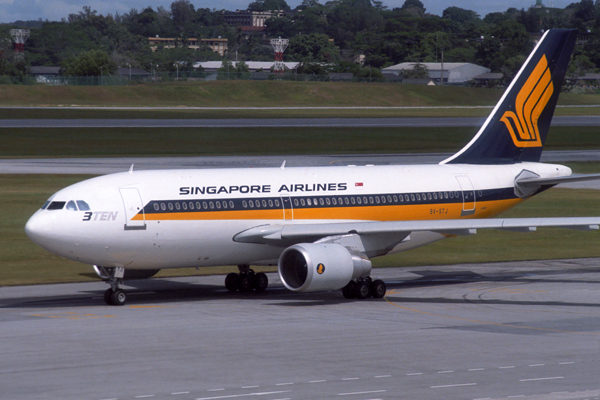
[30, 312, 115, 320]
[559, 361, 575, 365]
[242, 386, 259, 389]
[337, 390, 386, 396]
[135, 396, 154, 398]
[172, 392, 190, 395]
[309, 380, 326, 383]
[275, 383, 293, 386]
[374, 375, 391, 378]
[207, 389, 225, 392]
[529, 364, 545, 367]
[438, 370, 454, 373]
[406, 373, 423, 376]
[469, 368, 485, 371]
[196, 390, 291, 400]
[431, 383, 477, 389]
[507, 395, 525, 398]
[342, 377, 360, 381]
[499, 366, 516, 369]
[520, 376, 564, 382]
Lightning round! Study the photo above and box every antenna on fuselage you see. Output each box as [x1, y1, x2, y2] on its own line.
[129, 164, 134, 174]
[280, 160, 286, 169]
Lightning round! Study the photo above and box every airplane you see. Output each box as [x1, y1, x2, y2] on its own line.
[25, 29, 600, 306]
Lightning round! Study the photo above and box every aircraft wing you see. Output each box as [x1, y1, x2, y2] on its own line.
[233, 217, 600, 247]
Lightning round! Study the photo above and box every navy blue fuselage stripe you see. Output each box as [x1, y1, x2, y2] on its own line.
[142, 187, 518, 214]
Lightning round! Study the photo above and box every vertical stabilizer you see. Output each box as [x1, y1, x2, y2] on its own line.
[442, 30, 577, 165]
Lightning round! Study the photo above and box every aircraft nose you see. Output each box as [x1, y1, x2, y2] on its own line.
[25, 212, 54, 247]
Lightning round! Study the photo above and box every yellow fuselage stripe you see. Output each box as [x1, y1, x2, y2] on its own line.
[136, 198, 523, 222]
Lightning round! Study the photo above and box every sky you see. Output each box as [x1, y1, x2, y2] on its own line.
[0, 0, 577, 24]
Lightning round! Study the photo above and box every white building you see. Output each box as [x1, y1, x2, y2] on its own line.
[194, 61, 300, 71]
[382, 62, 490, 84]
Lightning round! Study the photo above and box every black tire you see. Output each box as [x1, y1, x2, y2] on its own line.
[254, 272, 269, 292]
[342, 281, 356, 299]
[239, 274, 253, 292]
[354, 281, 371, 299]
[225, 273, 240, 292]
[104, 288, 113, 305]
[371, 280, 386, 298]
[109, 289, 127, 306]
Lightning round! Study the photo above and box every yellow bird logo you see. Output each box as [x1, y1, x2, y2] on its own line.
[316, 263, 325, 274]
[501, 55, 553, 148]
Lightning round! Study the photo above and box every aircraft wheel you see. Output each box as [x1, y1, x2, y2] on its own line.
[239, 274, 253, 292]
[109, 289, 127, 306]
[354, 281, 371, 299]
[225, 273, 240, 292]
[104, 288, 113, 305]
[342, 281, 356, 299]
[254, 272, 269, 292]
[371, 280, 386, 299]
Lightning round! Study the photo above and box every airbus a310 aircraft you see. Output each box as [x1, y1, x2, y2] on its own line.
[26, 29, 600, 306]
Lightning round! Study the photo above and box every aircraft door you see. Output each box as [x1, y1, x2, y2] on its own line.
[119, 188, 146, 230]
[281, 195, 293, 220]
[455, 175, 476, 216]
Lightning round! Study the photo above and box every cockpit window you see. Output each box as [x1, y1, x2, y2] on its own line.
[66, 200, 78, 211]
[47, 201, 66, 210]
[41, 201, 51, 210]
[76, 200, 90, 211]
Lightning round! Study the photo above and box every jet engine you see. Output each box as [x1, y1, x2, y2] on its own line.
[278, 243, 371, 293]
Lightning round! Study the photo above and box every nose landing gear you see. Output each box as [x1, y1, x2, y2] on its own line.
[97, 266, 127, 306]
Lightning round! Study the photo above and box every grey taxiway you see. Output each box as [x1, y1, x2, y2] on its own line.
[1, 259, 600, 400]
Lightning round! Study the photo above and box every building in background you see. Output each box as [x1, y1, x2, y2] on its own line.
[383, 62, 490, 84]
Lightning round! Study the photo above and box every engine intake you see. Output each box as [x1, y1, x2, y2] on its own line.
[278, 243, 371, 293]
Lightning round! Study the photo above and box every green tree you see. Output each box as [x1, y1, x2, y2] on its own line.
[442, 7, 479, 24]
[61, 49, 116, 76]
[287, 33, 339, 62]
[248, 0, 291, 11]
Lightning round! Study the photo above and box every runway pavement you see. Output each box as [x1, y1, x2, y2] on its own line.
[2, 115, 600, 128]
[1, 259, 600, 400]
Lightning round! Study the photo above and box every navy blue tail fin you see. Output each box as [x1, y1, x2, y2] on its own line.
[442, 29, 577, 165]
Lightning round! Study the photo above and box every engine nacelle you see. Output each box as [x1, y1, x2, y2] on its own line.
[278, 243, 371, 293]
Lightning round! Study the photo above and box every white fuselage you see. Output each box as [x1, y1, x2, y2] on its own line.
[25, 162, 571, 270]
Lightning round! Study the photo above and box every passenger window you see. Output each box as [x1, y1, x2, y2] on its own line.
[301, 198, 306, 206]
[189, 202, 195, 210]
[416, 194, 421, 201]
[76, 200, 90, 211]
[47, 201, 66, 210]
[344, 198, 349, 205]
[326, 198, 331, 205]
[175, 202, 181, 210]
[307, 198, 311, 206]
[351, 197, 355, 205]
[357, 197, 362, 205]
[331, 197, 337, 205]
[262, 200, 267, 207]
[160, 203, 166, 211]
[196, 201, 201, 209]
[393, 195, 398, 203]
[209, 201, 214, 209]
[216, 202, 221, 209]
[427, 193, 432, 200]
[168, 203, 174, 211]
[275, 199, 280, 207]
[229, 201, 234, 208]
[243, 200, 248, 208]
[66, 200, 78, 211]
[294, 199, 299, 206]
[268, 199, 273, 207]
[153, 204, 160, 211]
[319, 198, 324, 206]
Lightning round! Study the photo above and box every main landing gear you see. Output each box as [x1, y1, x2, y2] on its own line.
[341, 277, 386, 300]
[98, 266, 127, 306]
[225, 265, 269, 293]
